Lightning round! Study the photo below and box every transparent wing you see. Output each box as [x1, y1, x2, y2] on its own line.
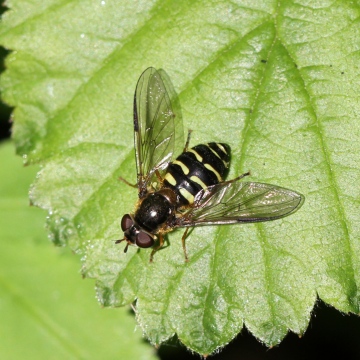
[134, 67, 177, 198]
[177, 181, 304, 227]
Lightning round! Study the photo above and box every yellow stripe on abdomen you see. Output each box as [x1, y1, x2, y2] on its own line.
[187, 148, 203, 162]
[216, 143, 228, 155]
[190, 175, 207, 190]
[179, 188, 195, 204]
[164, 173, 177, 186]
[173, 160, 190, 175]
[204, 163, 222, 182]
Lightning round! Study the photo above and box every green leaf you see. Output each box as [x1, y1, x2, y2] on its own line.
[1, 0, 360, 356]
[0, 141, 156, 360]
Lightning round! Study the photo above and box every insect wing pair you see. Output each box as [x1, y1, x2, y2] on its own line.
[117, 67, 304, 261]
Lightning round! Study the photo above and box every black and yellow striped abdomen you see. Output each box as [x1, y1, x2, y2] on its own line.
[164, 143, 230, 206]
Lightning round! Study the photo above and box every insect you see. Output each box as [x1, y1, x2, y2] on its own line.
[116, 67, 304, 262]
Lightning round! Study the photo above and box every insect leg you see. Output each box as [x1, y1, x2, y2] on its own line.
[181, 228, 191, 262]
[150, 233, 165, 263]
[183, 129, 193, 152]
[225, 171, 251, 184]
[155, 169, 163, 183]
[118, 176, 137, 188]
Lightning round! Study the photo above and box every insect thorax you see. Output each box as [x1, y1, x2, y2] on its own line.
[164, 143, 230, 206]
[134, 189, 177, 233]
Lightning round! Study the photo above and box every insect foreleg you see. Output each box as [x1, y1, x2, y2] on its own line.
[118, 176, 138, 188]
[149, 233, 165, 263]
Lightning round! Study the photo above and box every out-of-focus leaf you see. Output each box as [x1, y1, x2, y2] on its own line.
[0, 141, 157, 360]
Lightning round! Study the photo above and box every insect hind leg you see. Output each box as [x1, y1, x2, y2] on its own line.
[183, 130, 193, 152]
[227, 171, 251, 183]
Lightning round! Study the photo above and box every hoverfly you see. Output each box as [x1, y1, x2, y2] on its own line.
[116, 67, 304, 262]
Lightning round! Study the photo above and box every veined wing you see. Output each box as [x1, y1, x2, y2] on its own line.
[177, 180, 304, 227]
[134, 67, 176, 198]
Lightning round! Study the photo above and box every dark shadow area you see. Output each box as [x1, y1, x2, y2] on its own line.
[0, 46, 12, 141]
[158, 300, 360, 359]
[0, 5, 12, 141]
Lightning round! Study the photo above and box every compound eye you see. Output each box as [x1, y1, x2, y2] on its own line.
[121, 214, 133, 231]
[136, 232, 154, 248]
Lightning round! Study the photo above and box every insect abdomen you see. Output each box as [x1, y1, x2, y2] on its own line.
[164, 143, 230, 206]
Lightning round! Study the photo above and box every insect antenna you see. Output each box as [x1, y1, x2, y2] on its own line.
[114, 238, 130, 253]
